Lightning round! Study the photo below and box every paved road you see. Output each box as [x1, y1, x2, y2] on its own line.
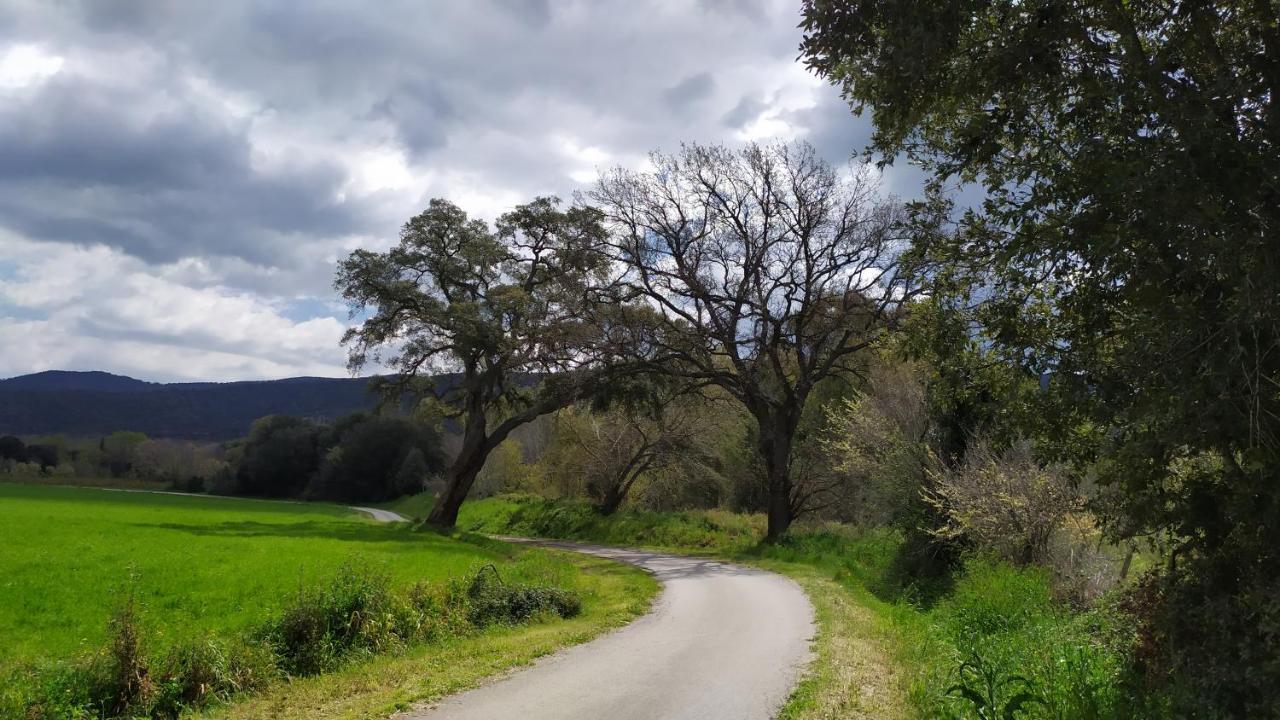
[350, 506, 411, 522]
[404, 540, 814, 720]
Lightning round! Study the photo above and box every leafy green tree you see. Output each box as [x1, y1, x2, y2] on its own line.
[802, 1, 1280, 712]
[235, 416, 323, 498]
[0, 435, 25, 464]
[591, 142, 918, 538]
[310, 414, 444, 502]
[101, 431, 148, 477]
[337, 197, 618, 528]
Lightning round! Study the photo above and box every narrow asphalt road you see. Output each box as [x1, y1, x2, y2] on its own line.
[403, 540, 815, 720]
[350, 506, 410, 522]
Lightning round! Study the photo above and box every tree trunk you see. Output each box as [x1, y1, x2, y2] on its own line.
[425, 397, 488, 529]
[596, 485, 625, 516]
[424, 460, 481, 528]
[766, 475, 792, 541]
[758, 419, 796, 541]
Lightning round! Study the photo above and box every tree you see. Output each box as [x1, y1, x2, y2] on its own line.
[591, 142, 918, 538]
[310, 414, 445, 502]
[235, 416, 324, 498]
[0, 435, 26, 464]
[555, 388, 716, 515]
[24, 443, 58, 471]
[802, 1, 1280, 712]
[101, 431, 148, 477]
[337, 197, 619, 528]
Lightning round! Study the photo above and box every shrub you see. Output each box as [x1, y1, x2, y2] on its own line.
[149, 638, 274, 717]
[260, 563, 407, 676]
[465, 564, 582, 627]
[926, 439, 1081, 566]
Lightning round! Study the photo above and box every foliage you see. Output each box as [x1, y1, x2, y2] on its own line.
[926, 440, 1082, 566]
[592, 141, 917, 538]
[307, 414, 445, 502]
[464, 564, 582, 627]
[101, 431, 149, 477]
[543, 390, 729, 515]
[337, 196, 620, 528]
[460, 495, 766, 554]
[946, 653, 1043, 720]
[822, 357, 937, 525]
[232, 416, 324, 498]
[471, 438, 538, 498]
[0, 435, 26, 464]
[801, 2, 1280, 713]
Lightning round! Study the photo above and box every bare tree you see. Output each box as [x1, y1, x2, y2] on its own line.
[555, 390, 715, 515]
[591, 142, 918, 538]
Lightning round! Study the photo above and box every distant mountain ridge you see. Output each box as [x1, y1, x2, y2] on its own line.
[0, 371, 385, 440]
[0, 370, 160, 393]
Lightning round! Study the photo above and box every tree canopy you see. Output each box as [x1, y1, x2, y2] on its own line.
[592, 141, 918, 538]
[801, 1, 1279, 712]
[337, 196, 621, 527]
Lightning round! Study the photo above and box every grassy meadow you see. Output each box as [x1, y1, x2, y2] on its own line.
[0, 483, 658, 719]
[0, 483, 501, 666]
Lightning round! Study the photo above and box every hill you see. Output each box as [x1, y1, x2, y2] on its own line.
[0, 371, 382, 440]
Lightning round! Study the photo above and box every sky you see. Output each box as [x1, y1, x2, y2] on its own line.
[0, 0, 927, 383]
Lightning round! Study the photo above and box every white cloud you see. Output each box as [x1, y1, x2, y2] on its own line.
[0, 43, 64, 89]
[0, 235, 351, 381]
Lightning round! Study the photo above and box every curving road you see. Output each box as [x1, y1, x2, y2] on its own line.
[350, 506, 411, 523]
[403, 540, 814, 720]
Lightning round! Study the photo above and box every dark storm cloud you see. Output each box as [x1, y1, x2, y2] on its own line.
[0, 73, 372, 265]
[1, 1, 885, 269]
[663, 72, 717, 112]
[722, 95, 767, 128]
[783, 91, 875, 169]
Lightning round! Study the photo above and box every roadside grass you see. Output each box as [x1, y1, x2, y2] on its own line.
[0, 484, 658, 720]
[458, 495, 1142, 720]
[199, 553, 655, 720]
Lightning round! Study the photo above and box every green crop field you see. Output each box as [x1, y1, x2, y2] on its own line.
[0, 483, 539, 668]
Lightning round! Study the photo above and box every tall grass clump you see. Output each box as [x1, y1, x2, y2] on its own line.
[909, 559, 1136, 720]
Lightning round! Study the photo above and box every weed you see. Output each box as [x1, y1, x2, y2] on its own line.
[465, 564, 582, 627]
[946, 652, 1044, 720]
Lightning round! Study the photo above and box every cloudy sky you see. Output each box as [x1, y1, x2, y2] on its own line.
[0, 0, 925, 382]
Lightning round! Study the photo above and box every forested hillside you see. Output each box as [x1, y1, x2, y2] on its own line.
[0, 372, 379, 439]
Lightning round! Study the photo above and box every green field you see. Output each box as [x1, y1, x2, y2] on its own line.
[0, 483, 540, 667]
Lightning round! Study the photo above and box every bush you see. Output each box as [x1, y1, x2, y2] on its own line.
[919, 559, 1135, 720]
[260, 563, 407, 676]
[926, 439, 1081, 566]
[18, 598, 277, 720]
[464, 564, 581, 627]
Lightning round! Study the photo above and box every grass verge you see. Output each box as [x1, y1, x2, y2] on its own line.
[199, 553, 655, 720]
[453, 495, 1140, 720]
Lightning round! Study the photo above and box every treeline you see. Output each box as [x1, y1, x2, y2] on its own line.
[0, 432, 225, 489]
[220, 413, 445, 502]
[0, 412, 447, 504]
